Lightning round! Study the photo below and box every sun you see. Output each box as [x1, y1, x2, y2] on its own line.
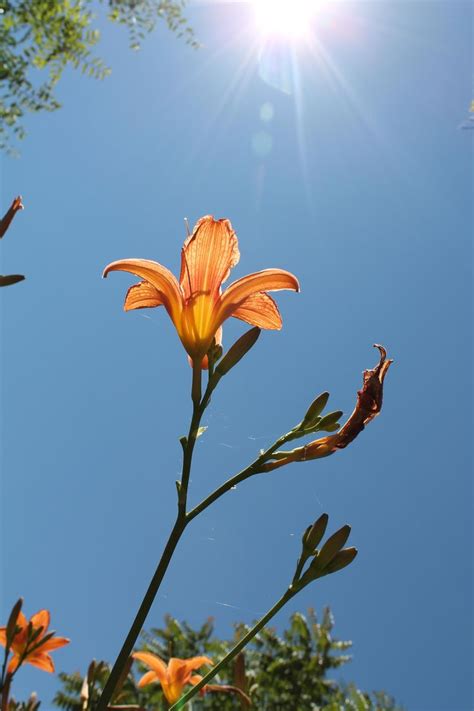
[254, 0, 320, 39]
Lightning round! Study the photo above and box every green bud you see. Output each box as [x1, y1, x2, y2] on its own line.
[317, 525, 351, 569]
[0, 274, 25, 287]
[325, 547, 358, 574]
[215, 328, 261, 377]
[322, 422, 341, 433]
[87, 660, 97, 684]
[304, 513, 329, 552]
[301, 392, 329, 428]
[317, 411, 343, 431]
[6, 597, 23, 647]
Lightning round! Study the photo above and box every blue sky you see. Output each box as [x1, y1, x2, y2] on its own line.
[1, 1, 472, 709]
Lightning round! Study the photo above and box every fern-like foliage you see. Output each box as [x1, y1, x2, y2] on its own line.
[53, 608, 403, 711]
[0, 0, 195, 151]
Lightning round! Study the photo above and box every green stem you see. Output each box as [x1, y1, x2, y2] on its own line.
[1, 674, 11, 711]
[96, 375, 209, 711]
[95, 514, 187, 711]
[169, 588, 295, 710]
[95, 383, 294, 710]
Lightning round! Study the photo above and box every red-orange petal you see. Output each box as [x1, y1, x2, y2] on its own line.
[232, 291, 282, 330]
[179, 216, 240, 300]
[132, 652, 168, 684]
[0, 628, 6, 647]
[30, 610, 50, 636]
[137, 670, 158, 688]
[182, 656, 213, 674]
[38, 636, 70, 653]
[217, 269, 299, 326]
[26, 653, 55, 673]
[103, 259, 183, 324]
[124, 281, 164, 311]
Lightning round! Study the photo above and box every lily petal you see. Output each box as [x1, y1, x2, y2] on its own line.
[124, 281, 163, 311]
[38, 636, 70, 653]
[0, 628, 6, 646]
[180, 216, 239, 300]
[30, 610, 50, 635]
[26, 653, 55, 673]
[103, 259, 183, 324]
[132, 652, 168, 684]
[232, 292, 282, 329]
[217, 269, 299, 325]
[182, 656, 213, 673]
[137, 670, 158, 688]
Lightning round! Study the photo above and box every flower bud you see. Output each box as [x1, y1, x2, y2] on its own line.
[316, 524, 351, 569]
[215, 328, 261, 377]
[325, 547, 358, 574]
[303, 513, 329, 553]
[301, 392, 330, 429]
[6, 597, 23, 647]
[317, 411, 343, 432]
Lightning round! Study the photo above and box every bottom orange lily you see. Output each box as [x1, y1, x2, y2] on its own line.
[132, 651, 251, 706]
[132, 652, 213, 704]
[0, 608, 69, 674]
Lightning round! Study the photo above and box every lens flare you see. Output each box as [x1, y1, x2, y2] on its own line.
[254, 0, 319, 38]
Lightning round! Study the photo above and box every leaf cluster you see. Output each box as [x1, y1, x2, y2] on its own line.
[0, 0, 195, 151]
[53, 610, 403, 711]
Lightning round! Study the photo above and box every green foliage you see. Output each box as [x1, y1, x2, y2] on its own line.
[0, 0, 195, 151]
[53, 609, 403, 711]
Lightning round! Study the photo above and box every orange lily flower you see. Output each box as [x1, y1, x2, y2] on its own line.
[0, 609, 69, 673]
[132, 652, 213, 705]
[103, 215, 299, 365]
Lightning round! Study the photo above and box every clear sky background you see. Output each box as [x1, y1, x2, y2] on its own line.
[1, 1, 472, 709]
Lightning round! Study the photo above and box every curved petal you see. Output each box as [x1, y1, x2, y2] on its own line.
[38, 636, 70, 653]
[26, 652, 54, 673]
[168, 658, 191, 687]
[103, 259, 183, 325]
[30, 610, 50, 636]
[182, 656, 213, 673]
[0, 628, 5, 647]
[232, 292, 282, 330]
[217, 269, 299, 326]
[179, 216, 239, 300]
[137, 670, 158, 688]
[132, 652, 168, 684]
[124, 281, 164, 311]
[190, 674, 203, 685]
